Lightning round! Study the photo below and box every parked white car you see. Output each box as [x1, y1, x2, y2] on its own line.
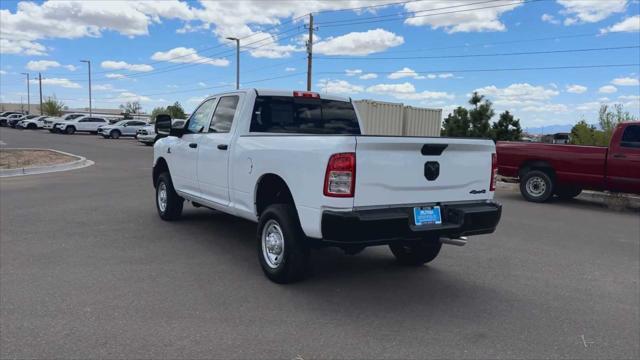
[0, 112, 24, 126]
[55, 115, 109, 134]
[43, 113, 85, 132]
[97, 119, 148, 139]
[18, 115, 49, 129]
[1, 113, 26, 127]
[137, 119, 185, 146]
[152, 89, 502, 283]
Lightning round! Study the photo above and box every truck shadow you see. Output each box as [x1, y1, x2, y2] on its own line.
[170, 208, 512, 313]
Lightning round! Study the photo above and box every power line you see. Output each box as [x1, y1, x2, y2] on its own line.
[315, 45, 640, 60]
[317, 0, 545, 28]
[316, 63, 640, 75]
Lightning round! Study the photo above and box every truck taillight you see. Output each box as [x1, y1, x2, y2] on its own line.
[324, 152, 356, 197]
[490, 153, 497, 191]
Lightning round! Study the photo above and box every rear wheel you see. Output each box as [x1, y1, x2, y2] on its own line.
[257, 204, 310, 283]
[520, 170, 554, 203]
[155, 172, 183, 221]
[389, 240, 442, 266]
[555, 186, 582, 200]
[65, 126, 76, 135]
[110, 130, 121, 139]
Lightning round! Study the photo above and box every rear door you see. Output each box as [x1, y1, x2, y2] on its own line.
[353, 137, 495, 207]
[607, 124, 640, 193]
[124, 121, 146, 135]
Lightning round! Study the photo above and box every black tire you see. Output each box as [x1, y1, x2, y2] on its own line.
[110, 130, 121, 139]
[102, 135, 109, 139]
[257, 204, 310, 284]
[144, 142, 153, 146]
[520, 169, 554, 203]
[389, 240, 442, 266]
[65, 126, 76, 135]
[555, 186, 582, 200]
[27, 123, 37, 129]
[155, 172, 184, 221]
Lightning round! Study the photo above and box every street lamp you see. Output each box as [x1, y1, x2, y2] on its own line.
[80, 60, 92, 117]
[226, 37, 240, 90]
[20, 72, 30, 114]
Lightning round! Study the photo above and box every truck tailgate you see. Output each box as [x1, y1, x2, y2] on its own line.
[354, 136, 495, 207]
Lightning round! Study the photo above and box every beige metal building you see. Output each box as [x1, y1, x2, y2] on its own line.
[353, 100, 442, 137]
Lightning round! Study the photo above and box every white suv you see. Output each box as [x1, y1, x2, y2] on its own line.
[43, 113, 85, 132]
[55, 115, 109, 135]
[18, 116, 49, 129]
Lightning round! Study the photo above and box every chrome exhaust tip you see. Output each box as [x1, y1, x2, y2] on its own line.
[440, 236, 468, 246]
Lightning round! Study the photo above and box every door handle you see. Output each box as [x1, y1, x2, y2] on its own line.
[189, 143, 198, 149]
[217, 144, 228, 150]
[612, 153, 626, 159]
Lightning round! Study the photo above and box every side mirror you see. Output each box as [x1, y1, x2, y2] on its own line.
[155, 114, 185, 137]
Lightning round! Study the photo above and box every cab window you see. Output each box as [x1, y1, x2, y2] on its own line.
[209, 96, 239, 133]
[621, 125, 640, 148]
[186, 99, 216, 133]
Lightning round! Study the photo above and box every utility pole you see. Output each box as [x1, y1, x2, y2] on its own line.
[80, 60, 92, 117]
[38, 73, 43, 115]
[306, 13, 314, 91]
[20, 72, 30, 114]
[226, 37, 240, 90]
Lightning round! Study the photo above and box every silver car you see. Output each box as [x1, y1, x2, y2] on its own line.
[98, 120, 148, 139]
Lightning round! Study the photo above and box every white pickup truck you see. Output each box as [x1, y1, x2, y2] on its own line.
[153, 89, 501, 283]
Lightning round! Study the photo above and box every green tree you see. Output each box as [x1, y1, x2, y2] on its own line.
[468, 91, 494, 138]
[149, 107, 167, 123]
[41, 97, 65, 116]
[492, 111, 523, 141]
[570, 120, 598, 145]
[441, 106, 471, 137]
[166, 101, 186, 119]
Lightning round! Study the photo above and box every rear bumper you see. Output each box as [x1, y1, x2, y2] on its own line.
[320, 201, 501, 246]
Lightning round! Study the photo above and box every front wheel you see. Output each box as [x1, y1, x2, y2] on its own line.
[257, 204, 310, 283]
[155, 172, 183, 221]
[110, 130, 121, 139]
[520, 170, 554, 203]
[389, 240, 442, 266]
[65, 126, 75, 135]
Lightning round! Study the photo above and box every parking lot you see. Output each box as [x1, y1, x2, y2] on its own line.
[1, 128, 638, 359]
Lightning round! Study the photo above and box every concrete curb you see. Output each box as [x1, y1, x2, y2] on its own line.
[0, 148, 94, 178]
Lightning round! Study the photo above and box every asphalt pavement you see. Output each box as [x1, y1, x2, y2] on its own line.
[1, 128, 638, 359]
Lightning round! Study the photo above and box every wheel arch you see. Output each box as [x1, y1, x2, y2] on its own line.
[153, 157, 169, 188]
[519, 160, 556, 180]
[254, 173, 297, 218]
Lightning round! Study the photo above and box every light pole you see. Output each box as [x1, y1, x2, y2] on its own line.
[20, 72, 30, 114]
[226, 37, 240, 90]
[80, 60, 92, 117]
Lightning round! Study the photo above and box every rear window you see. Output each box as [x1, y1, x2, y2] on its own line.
[250, 96, 361, 135]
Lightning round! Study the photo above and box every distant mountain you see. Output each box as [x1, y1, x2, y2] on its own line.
[524, 123, 598, 135]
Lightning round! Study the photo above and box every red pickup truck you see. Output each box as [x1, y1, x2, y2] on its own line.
[496, 121, 640, 202]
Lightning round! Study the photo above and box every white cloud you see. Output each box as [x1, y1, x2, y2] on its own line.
[359, 73, 378, 80]
[106, 91, 152, 103]
[474, 83, 559, 106]
[315, 29, 404, 56]
[26, 60, 61, 71]
[285, 67, 296, 72]
[437, 73, 453, 79]
[0, 38, 47, 56]
[541, 13, 560, 25]
[0, 70, 7, 75]
[619, 95, 640, 101]
[105, 73, 127, 79]
[30, 77, 81, 88]
[198, 82, 207, 87]
[566, 84, 588, 94]
[64, 65, 77, 71]
[600, 15, 640, 33]
[93, 83, 126, 92]
[101, 60, 154, 72]
[598, 85, 618, 94]
[151, 47, 229, 66]
[318, 79, 364, 94]
[345, 69, 363, 76]
[388, 67, 425, 80]
[557, 0, 628, 25]
[366, 82, 453, 101]
[521, 104, 569, 113]
[403, 0, 524, 33]
[611, 77, 640, 86]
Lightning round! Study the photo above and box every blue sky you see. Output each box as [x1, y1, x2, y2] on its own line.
[1, 0, 639, 129]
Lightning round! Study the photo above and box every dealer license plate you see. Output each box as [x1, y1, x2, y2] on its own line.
[413, 206, 442, 226]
